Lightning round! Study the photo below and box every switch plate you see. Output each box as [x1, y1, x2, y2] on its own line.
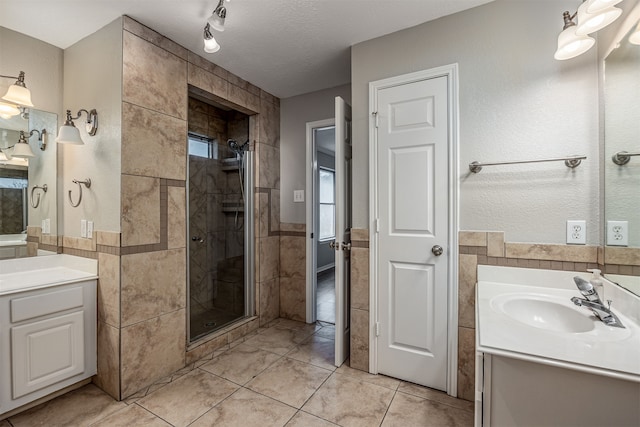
[607, 220, 628, 246]
[80, 219, 87, 238]
[566, 220, 586, 245]
[44, 218, 50, 234]
[293, 190, 305, 203]
[41, 219, 46, 233]
[87, 221, 94, 239]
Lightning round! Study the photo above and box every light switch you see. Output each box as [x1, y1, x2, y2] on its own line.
[294, 190, 305, 203]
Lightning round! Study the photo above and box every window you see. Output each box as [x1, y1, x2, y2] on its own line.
[319, 168, 335, 241]
[188, 135, 218, 159]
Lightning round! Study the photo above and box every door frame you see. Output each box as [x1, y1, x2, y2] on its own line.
[305, 118, 336, 323]
[368, 64, 460, 395]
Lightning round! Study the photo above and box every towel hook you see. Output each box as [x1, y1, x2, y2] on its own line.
[30, 184, 48, 208]
[69, 178, 91, 207]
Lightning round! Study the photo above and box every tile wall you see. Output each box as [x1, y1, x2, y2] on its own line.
[35, 16, 281, 401]
[279, 223, 306, 321]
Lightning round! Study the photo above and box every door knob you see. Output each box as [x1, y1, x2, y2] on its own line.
[431, 245, 444, 256]
[192, 236, 204, 243]
[329, 241, 337, 250]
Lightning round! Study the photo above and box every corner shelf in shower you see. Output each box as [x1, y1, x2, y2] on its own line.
[221, 158, 241, 172]
[222, 200, 244, 213]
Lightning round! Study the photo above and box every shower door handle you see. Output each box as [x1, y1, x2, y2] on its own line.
[192, 236, 204, 243]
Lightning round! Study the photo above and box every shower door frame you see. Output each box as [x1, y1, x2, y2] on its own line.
[185, 134, 255, 345]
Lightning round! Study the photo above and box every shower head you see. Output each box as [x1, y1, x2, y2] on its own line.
[228, 139, 249, 157]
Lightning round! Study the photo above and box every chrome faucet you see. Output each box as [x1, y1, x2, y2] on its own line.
[571, 277, 625, 328]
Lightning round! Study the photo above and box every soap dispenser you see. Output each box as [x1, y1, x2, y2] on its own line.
[588, 269, 604, 301]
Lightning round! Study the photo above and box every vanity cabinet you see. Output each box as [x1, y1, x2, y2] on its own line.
[475, 353, 640, 427]
[0, 280, 96, 417]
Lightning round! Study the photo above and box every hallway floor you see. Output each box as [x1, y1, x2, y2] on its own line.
[317, 268, 336, 324]
[2, 318, 473, 427]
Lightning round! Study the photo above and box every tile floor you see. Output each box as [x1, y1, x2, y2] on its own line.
[317, 268, 335, 324]
[3, 318, 473, 427]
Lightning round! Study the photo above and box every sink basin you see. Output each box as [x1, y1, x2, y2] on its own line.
[492, 294, 596, 333]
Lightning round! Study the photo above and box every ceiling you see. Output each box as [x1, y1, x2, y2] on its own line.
[0, 0, 494, 99]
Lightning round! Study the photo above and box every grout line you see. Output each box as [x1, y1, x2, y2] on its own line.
[379, 389, 399, 426]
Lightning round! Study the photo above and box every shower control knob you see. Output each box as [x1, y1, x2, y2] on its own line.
[431, 245, 444, 256]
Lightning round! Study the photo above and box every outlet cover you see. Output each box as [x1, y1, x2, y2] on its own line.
[566, 220, 586, 245]
[293, 190, 305, 203]
[607, 220, 628, 246]
[87, 221, 94, 239]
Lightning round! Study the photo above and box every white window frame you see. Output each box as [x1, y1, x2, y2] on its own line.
[318, 166, 336, 242]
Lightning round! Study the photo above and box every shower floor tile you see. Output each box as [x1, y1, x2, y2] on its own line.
[5, 319, 473, 427]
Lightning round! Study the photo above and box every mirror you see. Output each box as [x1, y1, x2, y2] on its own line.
[0, 109, 57, 259]
[603, 16, 640, 296]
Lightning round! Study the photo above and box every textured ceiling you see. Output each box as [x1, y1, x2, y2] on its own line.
[0, 0, 494, 98]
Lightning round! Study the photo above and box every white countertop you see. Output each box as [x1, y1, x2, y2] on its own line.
[477, 266, 640, 383]
[0, 254, 98, 296]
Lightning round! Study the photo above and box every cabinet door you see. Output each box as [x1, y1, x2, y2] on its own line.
[11, 311, 85, 399]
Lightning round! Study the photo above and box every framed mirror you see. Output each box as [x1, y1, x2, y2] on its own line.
[0, 109, 57, 259]
[603, 13, 640, 295]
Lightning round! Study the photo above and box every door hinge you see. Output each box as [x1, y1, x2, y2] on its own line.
[375, 321, 380, 337]
[374, 218, 380, 233]
[372, 111, 378, 128]
[310, 232, 314, 239]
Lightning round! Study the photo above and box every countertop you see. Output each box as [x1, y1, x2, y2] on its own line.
[476, 266, 640, 383]
[0, 254, 98, 296]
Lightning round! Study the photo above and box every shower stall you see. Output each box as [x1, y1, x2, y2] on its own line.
[187, 97, 254, 342]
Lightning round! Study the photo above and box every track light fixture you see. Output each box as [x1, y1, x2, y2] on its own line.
[554, 0, 622, 60]
[208, 0, 230, 32]
[204, 23, 221, 53]
[203, 0, 230, 53]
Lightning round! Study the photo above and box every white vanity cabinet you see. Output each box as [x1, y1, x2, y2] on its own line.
[0, 255, 98, 418]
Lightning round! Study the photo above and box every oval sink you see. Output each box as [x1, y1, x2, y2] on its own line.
[494, 295, 596, 333]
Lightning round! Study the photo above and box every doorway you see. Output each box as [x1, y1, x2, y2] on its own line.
[305, 96, 353, 367]
[369, 65, 459, 393]
[305, 120, 336, 325]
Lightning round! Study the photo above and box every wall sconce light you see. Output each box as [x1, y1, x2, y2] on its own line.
[56, 109, 98, 145]
[0, 71, 34, 119]
[554, 1, 622, 60]
[204, 23, 221, 53]
[11, 130, 42, 158]
[630, 22, 640, 45]
[208, 0, 230, 32]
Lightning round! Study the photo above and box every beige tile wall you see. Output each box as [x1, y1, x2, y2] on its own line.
[279, 223, 306, 322]
[36, 16, 281, 401]
[350, 229, 370, 372]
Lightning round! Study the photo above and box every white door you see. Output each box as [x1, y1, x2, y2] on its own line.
[335, 96, 352, 366]
[375, 75, 450, 389]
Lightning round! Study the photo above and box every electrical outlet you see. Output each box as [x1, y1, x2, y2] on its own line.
[80, 219, 87, 238]
[607, 220, 628, 246]
[87, 221, 94, 239]
[566, 220, 586, 245]
[293, 190, 305, 203]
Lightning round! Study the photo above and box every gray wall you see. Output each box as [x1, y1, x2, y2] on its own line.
[62, 18, 123, 236]
[351, 0, 600, 244]
[280, 84, 350, 224]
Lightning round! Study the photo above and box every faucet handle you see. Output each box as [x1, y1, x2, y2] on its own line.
[607, 300, 612, 310]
